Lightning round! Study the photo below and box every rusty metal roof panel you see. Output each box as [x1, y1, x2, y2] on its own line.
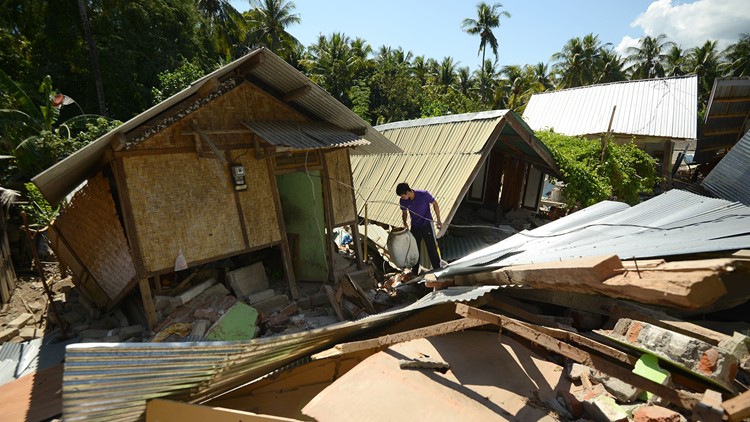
[523, 75, 698, 140]
[243, 121, 369, 150]
[702, 129, 750, 205]
[61, 287, 497, 421]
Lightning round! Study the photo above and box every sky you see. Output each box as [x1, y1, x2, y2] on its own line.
[229, 0, 750, 71]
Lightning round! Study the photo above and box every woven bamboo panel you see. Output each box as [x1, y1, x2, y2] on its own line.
[0, 214, 15, 304]
[47, 226, 109, 307]
[123, 153, 244, 273]
[231, 151, 281, 246]
[325, 149, 356, 226]
[135, 83, 306, 151]
[54, 174, 136, 300]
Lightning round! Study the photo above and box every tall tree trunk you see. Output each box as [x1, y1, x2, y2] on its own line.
[481, 47, 487, 103]
[77, 0, 107, 116]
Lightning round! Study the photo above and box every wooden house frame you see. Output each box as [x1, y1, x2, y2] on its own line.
[32, 49, 400, 322]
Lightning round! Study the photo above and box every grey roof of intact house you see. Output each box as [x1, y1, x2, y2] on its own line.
[522, 75, 698, 140]
[436, 189, 750, 277]
[33, 47, 401, 205]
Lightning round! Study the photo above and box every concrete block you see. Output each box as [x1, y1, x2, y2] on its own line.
[568, 362, 592, 381]
[0, 327, 19, 342]
[205, 302, 259, 341]
[583, 395, 628, 422]
[18, 327, 41, 340]
[590, 370, 642, 403]
[78, 328, 110, 339]
[9, 313, 33, 328]
[202, 282, 230, 297]
[247, 289, 275, 304]
[113, 309, 129, 327]
[633, 405, 683, 422]
[253, 294, 290, 315]
[190, 320, 210, 339]
[120, 325, 144, 338]
[194, 308, 219, 322]
[719, 332, 750, 370]
[690, 389, 724, 422]
[227, 262, 268, 298]
[610, 319, 738, 389]
[170, 278, 216, 308]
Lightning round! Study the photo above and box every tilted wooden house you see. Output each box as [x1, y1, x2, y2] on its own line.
[32, 48, 400, 319]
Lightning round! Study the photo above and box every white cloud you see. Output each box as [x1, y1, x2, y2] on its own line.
[615, 36, 642, 56]
[628, 0, 750, 50]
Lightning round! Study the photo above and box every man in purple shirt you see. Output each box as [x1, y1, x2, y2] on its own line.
[396, 182, 442, 275]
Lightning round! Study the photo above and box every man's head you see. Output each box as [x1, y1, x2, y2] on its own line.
[396, 182, 413, 200]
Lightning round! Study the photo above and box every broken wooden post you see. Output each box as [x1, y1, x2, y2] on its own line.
[139, 278, 158, 330]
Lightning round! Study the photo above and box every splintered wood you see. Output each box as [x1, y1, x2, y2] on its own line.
[438, 255, 747, 310]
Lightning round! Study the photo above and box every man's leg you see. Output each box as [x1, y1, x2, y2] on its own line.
[422, 225, 441, 269]
[410, 227, 424, 275]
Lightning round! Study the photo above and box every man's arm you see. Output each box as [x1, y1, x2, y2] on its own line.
[432, 200, 442, 229]
[402, 209, 409, 228]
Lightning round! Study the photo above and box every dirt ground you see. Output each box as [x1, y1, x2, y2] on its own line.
[0, 262, 70, 342]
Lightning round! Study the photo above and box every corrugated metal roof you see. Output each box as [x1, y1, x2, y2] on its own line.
[352, 110, 559, 234]
[702, 129, 750, 205]
[32, 48, 400, 205]
[523, 76, 698, 140]
[243, 121, 370, 150]
[695, 77, 750, 162]
[61, 286, 496, 421]
[438, 189, 750, 277]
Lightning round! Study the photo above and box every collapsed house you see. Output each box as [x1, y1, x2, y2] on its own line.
[522, 75, 698, 181]
[30, 48, 399, 329]
[351, 111, 562, 264]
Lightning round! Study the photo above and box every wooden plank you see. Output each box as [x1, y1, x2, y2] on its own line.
[319, 149, 337, 285]
[455, 303, 699, 412]
[267, 159, 299, 299]
[146, 398, 300, 422]
[312, 317, 489, 359]
[139, 277, 158, 330]
[486, 296, 570, 329]
[723, 389, 750, 421]
[323, 285, 344, 322]
[282, 85, 311, 102]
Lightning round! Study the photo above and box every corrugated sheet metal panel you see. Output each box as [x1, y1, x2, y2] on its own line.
[523, 76, 698, 139]
[33, 48, 400, 205]
[61, 287, 496, 421]
[695, 77, 750, 161]
[702, 129, 750, 205]
[438, 189, 750, 277]
[243, 121, 369, 150]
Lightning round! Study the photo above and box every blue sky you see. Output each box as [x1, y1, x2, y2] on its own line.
[229, 0, 749, 72]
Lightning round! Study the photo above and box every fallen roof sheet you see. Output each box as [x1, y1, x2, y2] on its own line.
[695, 77, 750, 162]
[523, 75, 698, 140]
[702, 129, 750, 205]
[33, 47, 400, 205]
[353, 110, 559, 232]
[61, 286, 497, 421]
[437, 189, 750, 277]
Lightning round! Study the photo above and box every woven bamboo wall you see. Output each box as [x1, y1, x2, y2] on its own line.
[230, 151, 281, 246]
[134, 82, 306, 151]
[54, 174, 136, 300]
[326, 149, 357, 226]
[0, 207, 15, 304]
[123, 153, 245, 273]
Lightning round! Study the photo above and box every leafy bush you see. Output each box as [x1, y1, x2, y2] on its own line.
[537, 130, 659, 207]
[21, 182, 58, 229]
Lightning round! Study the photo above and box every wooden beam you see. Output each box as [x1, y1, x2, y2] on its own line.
[703, 128, 744, 137]
[191, 120, 229, 164]
[711, 96, 750, 103]
[282, 84, 311, 102]
[707, 112, 749, 119]
[455, 303, 699, 412]
[145, 398, 297, 422]
[723, 389, 750, 422]
[139, 277, 157, 330]
[196, 77, 220, 97]
[180, 129, 251, 136]
[267, 159, 299, 299]
[350, 127, 367, 136]
[237, 52, 264, 74]
[111, 133, 127, 152]
[312, 317, 489, 359]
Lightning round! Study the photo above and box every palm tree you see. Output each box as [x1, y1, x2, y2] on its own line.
[473, 59, 502, 107]
[246, 0, 300, 55]
[462, 2, 511, 102]
[304, 33, 355, 103]
[597, 48, 627, 83]
[437, 57, 458, 88]
[411, 55, 430, 85]
[501, 64, 543, 113]
[722, 33, 750, 77]
[664, 45, 687, 76]
[687, 40, 722, 107]
[532, 62, 554, 90]
[625, 34, 675, 79]
[551, 34, 605, 88]
[456, 66, 475, 96]
[197, 0, 247, 59]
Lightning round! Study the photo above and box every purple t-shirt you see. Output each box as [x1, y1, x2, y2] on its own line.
[400, 189, 435, 227]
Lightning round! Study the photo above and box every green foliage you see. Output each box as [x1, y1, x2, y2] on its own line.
[537, 130, 659, 207]
[151, 60, 207, 103]
[21, 182, 59, 229]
